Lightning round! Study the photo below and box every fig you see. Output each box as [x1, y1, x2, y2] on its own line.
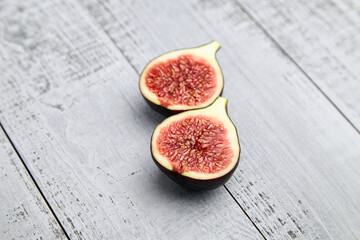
[151, 97, 240, 190]
[139, 41, 224, 113]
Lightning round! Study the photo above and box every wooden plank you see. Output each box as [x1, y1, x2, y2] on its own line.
[0, 128, 66, 239]
[78, 0, 360, 239]
[0, 1, 263, 239]
[236, 0, 360, 131]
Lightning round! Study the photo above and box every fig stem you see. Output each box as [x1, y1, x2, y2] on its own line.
[202, 40, 221, 53]
[209, 97, 228, 112]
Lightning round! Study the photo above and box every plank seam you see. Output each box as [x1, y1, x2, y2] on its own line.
[0, 122, 71, 240]
[224, 185, 267, 240]
[233, 0, 360, 134]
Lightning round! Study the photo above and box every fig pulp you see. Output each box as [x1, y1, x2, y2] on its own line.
[151, 97, 240, 190]
[139, 41, 224, 112]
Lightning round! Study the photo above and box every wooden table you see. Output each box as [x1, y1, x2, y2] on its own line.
[1, 0, 360, 239]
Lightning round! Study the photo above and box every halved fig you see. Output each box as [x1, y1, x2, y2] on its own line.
[139, 41, 224, 113]
[151, 97, 240, 190]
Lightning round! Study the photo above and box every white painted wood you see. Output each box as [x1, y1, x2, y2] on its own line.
[0, 130, 66, 239]
[78, 0, 360, 239]
[237, 0, 360, 131]
[0, 0, 263, 239]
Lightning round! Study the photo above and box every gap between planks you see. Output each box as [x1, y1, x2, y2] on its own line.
[0, 122, 71, 240]
[224, 185, 267, 240]
[232, 0, 360, 135]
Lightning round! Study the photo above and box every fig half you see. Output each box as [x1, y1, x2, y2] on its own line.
[139, 41, 224, 112]
[151, 97, 240, 190]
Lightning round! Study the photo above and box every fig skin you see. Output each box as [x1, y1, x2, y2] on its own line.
[142, 87, 224, 117]
[139, 41, 224, 113]
[143, 97, 178, 117]
[151, 140, 240, 190]
[150, 97, 240, 190]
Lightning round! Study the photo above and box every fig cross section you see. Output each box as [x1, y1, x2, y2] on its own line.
[145, 55, 217, 107]
[151, 97, 240, 190]
[156, 115, 233, 174]
[140, 41, 224, 111]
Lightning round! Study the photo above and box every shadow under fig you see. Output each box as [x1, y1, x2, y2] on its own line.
[137, 101, 168, 127]
[151, 169, 221, 201]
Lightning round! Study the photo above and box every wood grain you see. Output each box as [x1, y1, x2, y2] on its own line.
[0, 129, 66, 239]
[237, 0, 360, 131]
[79, 0, 360, 239]
[0, 0, 263, 239]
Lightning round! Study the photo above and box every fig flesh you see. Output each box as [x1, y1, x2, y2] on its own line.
[151, 97, 240, 190]
[139, 41, 224, 112]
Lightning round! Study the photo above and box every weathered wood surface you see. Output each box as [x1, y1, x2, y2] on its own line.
[0, 129, 66, 239]
[0, 0, 262, 239]
[237, 0, 360, 131]
[1, 0, 360, 239]
[79, 0, 360, 239]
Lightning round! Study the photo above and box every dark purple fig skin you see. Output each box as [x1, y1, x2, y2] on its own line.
[150, 137, 240, 191]
[143, 97, 178, 117]
[141, 88, 224, 117]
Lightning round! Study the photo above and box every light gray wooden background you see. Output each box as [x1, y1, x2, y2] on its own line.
[1, 0, 359, 239]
